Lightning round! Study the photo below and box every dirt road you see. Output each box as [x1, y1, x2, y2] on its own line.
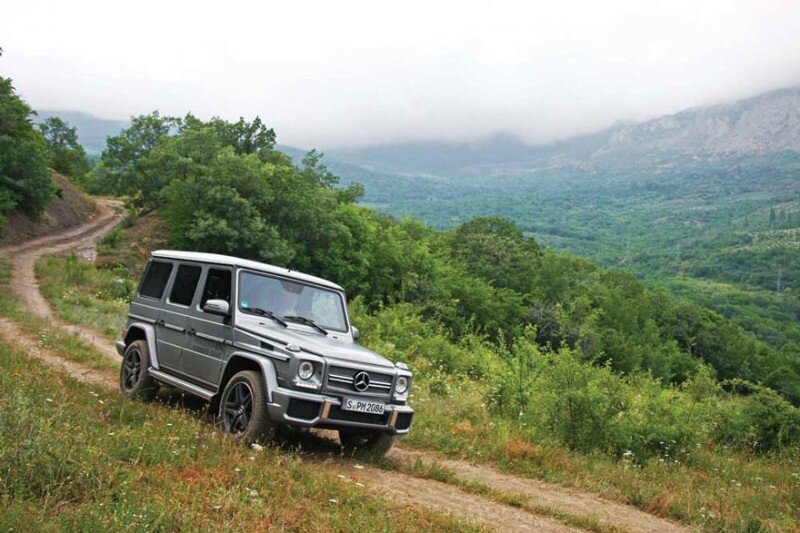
[0, 205, 688, 533]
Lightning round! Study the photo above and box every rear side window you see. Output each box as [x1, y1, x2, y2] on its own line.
[169, 264, 202, 306]
[139, 261, 173, 299]
[201, 268, 232, 308]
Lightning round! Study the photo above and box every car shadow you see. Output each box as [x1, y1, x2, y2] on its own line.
[153, 385, 347, 457]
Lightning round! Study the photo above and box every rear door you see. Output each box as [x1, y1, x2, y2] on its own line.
[181, 266, 233, 387]
[158, 262, 202, 371]
[133, 260, 175, 367]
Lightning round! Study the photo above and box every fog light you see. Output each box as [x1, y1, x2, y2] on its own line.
[298, 361, 314, 380]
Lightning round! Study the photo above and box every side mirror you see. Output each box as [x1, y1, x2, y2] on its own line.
[351, 326, 360, 340]
[203, 299, 230, 317]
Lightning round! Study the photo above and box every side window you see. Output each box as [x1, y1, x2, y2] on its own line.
[200, 269, 232, 308]
[169, 264, 202, 306]
[139, 261, 173, 299]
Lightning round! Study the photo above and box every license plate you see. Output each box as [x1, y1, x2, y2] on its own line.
[341, 397, 385, 415]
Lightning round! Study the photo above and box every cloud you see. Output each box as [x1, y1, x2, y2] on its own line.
[2, 0, 800, 148]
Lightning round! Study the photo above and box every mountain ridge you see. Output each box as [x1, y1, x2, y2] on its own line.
[39, 85, 800, 174]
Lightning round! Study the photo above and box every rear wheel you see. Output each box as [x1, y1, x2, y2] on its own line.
[339, 429, 395, 457]
[119, 340, 159, 401]
[218, 370, 274, 445]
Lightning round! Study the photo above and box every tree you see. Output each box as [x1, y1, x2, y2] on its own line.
[87, 112, 179, 205]
[161, 148, 295, 264]
[0, 76, 53, 229]
[38, 117, 91, 179]
[448, 216, 541, 294]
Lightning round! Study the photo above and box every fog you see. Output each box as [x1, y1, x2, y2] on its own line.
[2, 0, 800, 148]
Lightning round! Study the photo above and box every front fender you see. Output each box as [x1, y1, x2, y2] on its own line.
[224, 351, 280, 403]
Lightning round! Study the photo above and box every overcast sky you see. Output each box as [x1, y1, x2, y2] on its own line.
[2, 0, 800, 148]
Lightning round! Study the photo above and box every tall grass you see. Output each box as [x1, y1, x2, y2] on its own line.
[36, 254, 134, 338]
[0, 340, 473, 531]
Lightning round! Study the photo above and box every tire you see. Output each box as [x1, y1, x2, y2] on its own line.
[119, 340, 159, 401]
[339, 429, 395, 457]
[218, 370, 274, 445]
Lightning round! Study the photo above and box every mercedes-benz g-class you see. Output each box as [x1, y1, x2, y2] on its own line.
[117, 250, 413, 455]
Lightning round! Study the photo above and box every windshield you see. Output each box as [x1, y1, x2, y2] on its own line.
[237, 271, 348, 333]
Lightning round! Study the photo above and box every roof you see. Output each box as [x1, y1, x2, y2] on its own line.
[150, 250, 343, 291]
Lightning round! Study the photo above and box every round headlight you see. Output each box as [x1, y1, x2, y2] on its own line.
[396, 376, 409, 394]
[298, 361, 314, 380]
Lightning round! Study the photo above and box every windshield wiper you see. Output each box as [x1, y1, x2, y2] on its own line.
[283, 315, 328, 335]
[248, 307, 288, 327]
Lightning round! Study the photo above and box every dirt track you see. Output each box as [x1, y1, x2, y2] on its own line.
[0, 205, 688, 533]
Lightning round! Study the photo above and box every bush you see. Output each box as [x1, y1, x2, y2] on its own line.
[349, 298, 502, 378]
[712, 382, 800, 452]
[489, 335, 721, 461]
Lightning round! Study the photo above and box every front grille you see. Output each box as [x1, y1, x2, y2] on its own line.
[327, 404, 391, 426]
[326, 365, 394, 397]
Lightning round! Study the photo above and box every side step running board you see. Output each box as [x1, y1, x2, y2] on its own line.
[149, 368, 216, 400]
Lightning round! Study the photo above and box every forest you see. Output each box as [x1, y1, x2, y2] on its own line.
[3, 75, 800, 462]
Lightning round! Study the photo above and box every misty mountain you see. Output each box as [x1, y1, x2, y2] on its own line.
[326, 86, 800, 176]
[595, 87, 800, 157]
[328, 133, 546, 176]
[37, 85, 800, 177]
[35, 110, 128, 154]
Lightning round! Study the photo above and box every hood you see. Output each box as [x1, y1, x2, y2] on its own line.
[238, 318, 394, 368]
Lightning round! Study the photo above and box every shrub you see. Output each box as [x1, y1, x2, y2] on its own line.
[489, 336, 717, 461]
[712, 381, 800, 453]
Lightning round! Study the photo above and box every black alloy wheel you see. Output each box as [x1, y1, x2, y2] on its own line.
[217, 370, 274, 445]
[119, 340, 159, 401]
[223, 381, 253, 433]
[121, 346, 142, 391]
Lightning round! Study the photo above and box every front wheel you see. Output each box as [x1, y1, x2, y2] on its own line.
[218, 370, 274, 445]
[119, 340, 159, 400]
[339, 429, 395, 457]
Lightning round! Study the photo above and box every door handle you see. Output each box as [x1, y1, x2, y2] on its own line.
[188, 328, 196, 336]
[157, 319, 165, 327]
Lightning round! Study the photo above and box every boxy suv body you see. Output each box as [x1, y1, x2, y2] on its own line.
[117, 250, 413, 454]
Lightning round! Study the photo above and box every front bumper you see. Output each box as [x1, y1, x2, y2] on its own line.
[268, 387, 414, 435]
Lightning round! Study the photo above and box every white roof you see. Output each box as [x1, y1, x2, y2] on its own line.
[151, 250, 343, 291]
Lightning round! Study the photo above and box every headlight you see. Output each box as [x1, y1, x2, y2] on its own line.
[396, 375, 409, 394]
[298, 361, 314, 380]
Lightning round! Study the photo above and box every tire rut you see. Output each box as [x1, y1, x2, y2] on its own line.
[0, 204, 690, 533]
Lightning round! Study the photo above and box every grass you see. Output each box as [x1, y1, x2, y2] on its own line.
[0, 339, 475, 532]
[402, 379, 800, 531]
[0, 261, 116, 373]
[36, 254, 132, 338]
[30, 251, 800, 531]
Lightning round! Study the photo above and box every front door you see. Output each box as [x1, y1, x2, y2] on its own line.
[180, 267, 233, 387]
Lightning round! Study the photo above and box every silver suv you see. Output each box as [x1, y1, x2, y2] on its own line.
[117, 250, 413, 455]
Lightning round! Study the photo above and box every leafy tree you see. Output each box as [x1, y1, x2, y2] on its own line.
[448, 216, 541, 294]
[161, 148, 294, 263]
[0, 76, 53, 228]
[38, 117, 91, 179]
[87, 112, 178, 204]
